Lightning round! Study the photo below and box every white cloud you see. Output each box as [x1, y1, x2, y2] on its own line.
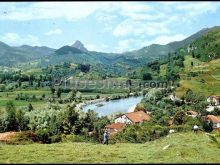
[175, 2, 220, 16]
[116, 38, 142, 53]
[149, 34, 187, 45]
[113, 19, 171, 37]
[0, 2, 115, 21]
[84, 43, 108, 52]
[0, 32, 40, 46]
[45, 28, 63, 36]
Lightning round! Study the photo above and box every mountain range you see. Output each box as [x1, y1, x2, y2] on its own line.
[0, 26, 220, 67]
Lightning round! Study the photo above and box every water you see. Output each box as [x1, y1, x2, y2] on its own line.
[82, 96, 143, 117]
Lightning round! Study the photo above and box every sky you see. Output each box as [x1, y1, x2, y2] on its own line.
[0, 1, 220, 53]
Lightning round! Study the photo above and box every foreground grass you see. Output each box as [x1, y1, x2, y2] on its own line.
[0, 132, 219, 163]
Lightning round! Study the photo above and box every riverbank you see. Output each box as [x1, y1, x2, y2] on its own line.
[76, 98, 106, 109]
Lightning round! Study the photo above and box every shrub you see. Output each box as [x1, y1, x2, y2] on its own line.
[50, 135, 62, 143]
[61, 134, 75, 142]
[36, 128, 51, 144]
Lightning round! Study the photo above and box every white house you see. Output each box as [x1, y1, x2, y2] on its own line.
[207, 95, 220, 106]
[114, 111, 151, 125]
[206, 115, 220, 130]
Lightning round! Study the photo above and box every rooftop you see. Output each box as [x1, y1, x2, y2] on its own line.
[125, 111, 151, 123]
[207, 115, 220, 123]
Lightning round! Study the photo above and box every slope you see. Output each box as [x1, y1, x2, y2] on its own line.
[0, 132, 219, 163]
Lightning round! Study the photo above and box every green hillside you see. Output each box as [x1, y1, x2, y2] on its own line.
[189, 27, 220, 62]
[176, 56, 220, 97]
[173, 28, 220, 97]
[0, 132, 219, 163]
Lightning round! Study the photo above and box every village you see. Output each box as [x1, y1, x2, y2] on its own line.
[104, 94, 220, 137]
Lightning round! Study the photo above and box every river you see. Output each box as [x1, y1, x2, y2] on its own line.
[82, 96, 143, 117]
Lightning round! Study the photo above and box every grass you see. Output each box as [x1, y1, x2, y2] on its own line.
[0, 89, 50, 109]
[159, 64, 167, 77]
[0, 132, 219, 163]
[176, 55, 220, 97]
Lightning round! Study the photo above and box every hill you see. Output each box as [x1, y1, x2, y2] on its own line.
[123, 26, 219, 62]
[172, 27, 220, 97]
[0, 42, 55, 66]
[0, 26, 219, 67]
[0, 132, 219, 163]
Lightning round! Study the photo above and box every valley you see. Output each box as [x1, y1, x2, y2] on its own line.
[1, 25, 220, 164]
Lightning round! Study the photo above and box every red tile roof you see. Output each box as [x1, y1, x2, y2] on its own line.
[105, 123, 126, 131]
[207, 115, 220, 123]
[125, 111, 151, 123]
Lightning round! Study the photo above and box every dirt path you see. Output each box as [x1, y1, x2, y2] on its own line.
[0, 132, 17, 141]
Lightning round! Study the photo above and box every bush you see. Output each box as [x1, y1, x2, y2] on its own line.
[36, 129, 51, 144]
[112, 122, 169, 143]
[50, 135, 62, 143]
[61, 134, 75, 142]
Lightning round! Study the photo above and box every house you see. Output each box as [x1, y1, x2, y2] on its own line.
[105, 123, 126, 135]
[206, 115, 220, 130]
[186, 110, 198, 118]
[207, 95, 220, 106]
[114, 111, 151, 125]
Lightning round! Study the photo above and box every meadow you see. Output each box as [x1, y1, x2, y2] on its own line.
[0, 132, 219, 164]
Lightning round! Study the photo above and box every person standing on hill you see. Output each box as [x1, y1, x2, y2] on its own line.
[193, 125, 199, 134]
[103, 130, 109, 145]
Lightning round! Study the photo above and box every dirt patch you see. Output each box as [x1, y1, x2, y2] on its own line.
[0, 132, 17, 141]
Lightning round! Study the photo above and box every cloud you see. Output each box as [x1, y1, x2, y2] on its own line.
[113, 18, 172, 37]
[84, 42, 108, 52]
[0, 32, 40, 46]
[0, 2, 115, 21]
[45, 28, 63, 36]
[175, 2, 220, 16]
[116, 38, 143, 53]
[149, 34, 187, 45]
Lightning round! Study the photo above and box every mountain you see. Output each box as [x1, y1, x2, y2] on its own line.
[14, 45, 55, 58]
[71, 40, 88, 52]
[124, 26, 220, 62]
[0, 26, 220, 67]
[0, 43, 55, 66]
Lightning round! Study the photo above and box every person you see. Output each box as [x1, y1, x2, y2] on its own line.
[103, 130, 109, 145]
[193, 125, 199, 134]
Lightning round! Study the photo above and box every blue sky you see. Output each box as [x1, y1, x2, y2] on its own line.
[0, 1, 220, 53]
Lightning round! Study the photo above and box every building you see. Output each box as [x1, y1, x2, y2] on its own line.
[186, 110, 198, 118]
[105, 123, 126, 135]
[207, 95, 220, 106]
[114, 111, 151, 125]
[206, 115, 220, 130]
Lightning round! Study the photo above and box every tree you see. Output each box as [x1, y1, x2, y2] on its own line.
[62, 105, 80, 134]
[4, 101, 18, 131]
[50, 87, 56, 95]
[57, 88, 62, 98]
[192, 51, 195, 58]
[202, 120, 213, 132]
[173, 111, 186, 125]
[28, 103, 34, 112]
[83, 110, 98, 132]
[142, 73, 152, 81]
[16, 109, 29, 131]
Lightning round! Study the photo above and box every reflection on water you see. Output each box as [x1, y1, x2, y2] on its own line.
[82, 96, 143, 117]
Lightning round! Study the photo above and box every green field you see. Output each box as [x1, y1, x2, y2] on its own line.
[176, 56, 220, 97]
[0, 132, 219, 163]
[0, 89, 50, 110]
